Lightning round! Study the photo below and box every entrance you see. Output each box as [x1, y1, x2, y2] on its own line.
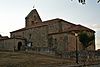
[18, 42, 22, 51]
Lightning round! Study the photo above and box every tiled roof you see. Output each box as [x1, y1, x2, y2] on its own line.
[10, 28, 26, 33]
[68, 24, 95, 32]
[10, 25, 47, 33]
[0, 37, 25, 41]
[43, 18, 76, 26]
[44, 18, 95, 32]
[10, 18, 95, 33]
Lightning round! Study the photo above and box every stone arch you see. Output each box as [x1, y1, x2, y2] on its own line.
[18, 42, 22, 51]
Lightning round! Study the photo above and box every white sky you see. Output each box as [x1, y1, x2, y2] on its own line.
[0, 0, 100, 49]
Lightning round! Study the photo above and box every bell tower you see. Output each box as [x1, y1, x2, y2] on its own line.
[25, 9, 42, 28]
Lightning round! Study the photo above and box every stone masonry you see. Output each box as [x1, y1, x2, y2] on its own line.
[0, 9, 95, 53]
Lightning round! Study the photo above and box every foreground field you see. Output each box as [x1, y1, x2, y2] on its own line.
[0, 51, 75, 67]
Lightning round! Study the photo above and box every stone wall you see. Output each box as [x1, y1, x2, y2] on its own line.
[11, 25, 48, 51]
[0, 39, 14, 50]
[14, 38, 25, 51]
[10, 30, 24, 38]
[0, 38, 25, 51]
[48, 33, 68, 53]
[61, 21, 95, 51]
[24, 26, 48, 48]
[67, 33, 76, 51]
[10, 18, 95, 52]
[61, 21, 75, 32]
[44, 20, 62, 34]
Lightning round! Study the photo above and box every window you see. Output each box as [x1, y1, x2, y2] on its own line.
[34, 15, 36, 21]
[29, 34, 31, 39]
[31, 21, 34, 25]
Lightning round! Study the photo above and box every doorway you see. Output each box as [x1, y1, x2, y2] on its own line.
[18, 42, 22, 51]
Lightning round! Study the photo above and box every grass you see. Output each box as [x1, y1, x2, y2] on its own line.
[0, 51, 75, 67]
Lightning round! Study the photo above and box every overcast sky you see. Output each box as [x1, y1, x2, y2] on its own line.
[0, 0, 100, 49]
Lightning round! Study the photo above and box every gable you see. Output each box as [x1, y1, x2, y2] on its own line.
[25, 9, 42, 28]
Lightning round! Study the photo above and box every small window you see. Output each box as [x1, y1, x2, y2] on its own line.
[31, 21, 34, 25]
[34, 15, 36, 21]
[29, 34, 31, 39]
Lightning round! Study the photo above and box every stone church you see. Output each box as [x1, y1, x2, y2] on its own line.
[0, 9, 95, 53]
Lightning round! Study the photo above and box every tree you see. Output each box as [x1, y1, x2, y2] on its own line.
[79, 32, 94, 50]
[71, 0, 100, 5]
[78, 0, 86, 4]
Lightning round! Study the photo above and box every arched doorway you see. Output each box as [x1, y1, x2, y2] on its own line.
[18, 42, 22, 51]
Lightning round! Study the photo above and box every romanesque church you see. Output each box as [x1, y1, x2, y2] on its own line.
[0, 9, 95, 53]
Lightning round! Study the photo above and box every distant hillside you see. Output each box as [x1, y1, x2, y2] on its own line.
[0, 51, 74, 67]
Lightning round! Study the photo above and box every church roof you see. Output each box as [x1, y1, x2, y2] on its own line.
[10, 9, 95, 33]
[25, 9, 42, 21]
[26, 9, 37, 18]
[10, 18, 95, 33]
[10, 25, 47, 33]
[67, 24, 95, 32]
[43, 18, 76, 25]
[43, 18, 95, 32]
